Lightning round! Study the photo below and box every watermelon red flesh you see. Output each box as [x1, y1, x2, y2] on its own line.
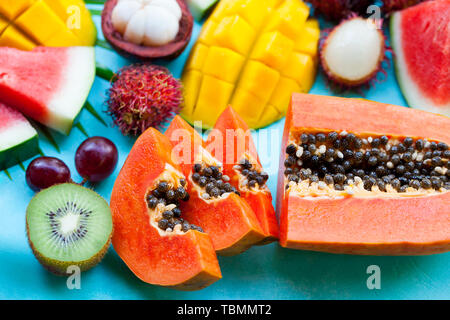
[0, 102, 39, 170]
[0, 46, 95, 134]
[391, 0, 450, 116]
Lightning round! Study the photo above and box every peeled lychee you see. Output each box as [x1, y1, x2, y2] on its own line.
[106, 64, 183, 136]
[320, 16, 387, 88]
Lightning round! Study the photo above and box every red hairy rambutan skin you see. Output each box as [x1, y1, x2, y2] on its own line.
[306, 0, 374, 21]
[106, 64, 183, 136]
[382, 0, 429, 14]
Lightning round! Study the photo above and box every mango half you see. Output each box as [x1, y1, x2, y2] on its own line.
[181, 0, 320, 129]
[0, 0, 96, 50]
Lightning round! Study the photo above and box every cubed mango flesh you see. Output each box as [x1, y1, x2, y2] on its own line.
[202, 46, 245, 83]
[181, 0, 320, 128]
[192, 75, 235, 126]
[0, 0, 33, 20]
[0, 0, 96, 50]
[0, 25, 37, 51]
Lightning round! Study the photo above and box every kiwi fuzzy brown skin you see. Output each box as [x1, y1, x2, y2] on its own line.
[26, 183, 113, 276]
[27, 225, 112, 276]
[101, 0, 194, 61]
[320, 17, 387, 88]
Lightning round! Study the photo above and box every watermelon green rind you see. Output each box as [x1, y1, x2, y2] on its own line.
[390, 2, 450, 117]
[0, 120, 39, 171]
[187, 0, 219, 21]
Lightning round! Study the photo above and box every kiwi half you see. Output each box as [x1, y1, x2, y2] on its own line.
[26, 183, 113, 275]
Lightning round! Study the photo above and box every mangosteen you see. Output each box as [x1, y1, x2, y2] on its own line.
[101, 0, 193, 61]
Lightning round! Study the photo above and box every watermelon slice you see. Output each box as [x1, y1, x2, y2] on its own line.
[390, 0, 450, 117]
[0, 102, 39, 170]
[0, 46, 96, 134]
[187, 0, 219, 21]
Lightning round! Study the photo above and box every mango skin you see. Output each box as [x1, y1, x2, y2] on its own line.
[181, 0, 320, 129]
[0, 0, 96, 50]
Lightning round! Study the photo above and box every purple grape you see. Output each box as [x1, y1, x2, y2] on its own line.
[26, 157, 71, 191]
[75, 137, 118, 182]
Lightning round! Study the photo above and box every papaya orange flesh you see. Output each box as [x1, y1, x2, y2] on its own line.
[165, 115, 266, 255]
[110, 128, 221, 290]
[277, 93, 450, 255]
[207, 106, 279, 243]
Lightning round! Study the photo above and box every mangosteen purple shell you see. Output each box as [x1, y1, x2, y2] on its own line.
[101, 0, 194, 61]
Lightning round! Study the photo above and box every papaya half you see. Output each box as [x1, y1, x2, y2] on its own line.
[207, 106, 279, 244]
[277, 93, 450, 255]
[165, 115, 266, 256]
[110, 127, 221, 290]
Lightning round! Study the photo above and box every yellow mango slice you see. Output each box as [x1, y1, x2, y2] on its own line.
[0, 25, 37, 51]
[203, 46, 245, 83]
[269, 78, 301, 114]
[258, 105, 282, 128]
[0, 0, 95, 49]
[225, 0, 271, 29]
[43, 27, 81, 46]
[295, 19, 321, 57]
[44, 0, 97, 46]
[265, 0, 309, 39]
[231, 89, 265, 126]
[181, 70, 203, 118]
[193, 75, 234, 128]
[210, 0, 240, 21]
[15, 1, 67, 44]
[186, 43, 209, 71]
[282, 52, 315, 91]
[0, 16, 9, 35]
[181, 0, 319, 128]
[213, 15, 255, 55]
[239, 60, 280, 103]
[251, 31, 294, 70]
[0, 0, 34, 20]
[198, 19, 218, 46]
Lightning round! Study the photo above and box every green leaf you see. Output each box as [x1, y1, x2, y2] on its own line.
[84, 0, 106, 4]
[3, 169, 12, 181]
[96, 62, 115, 81]
[89, 8, 103, 16]
[96, 39, 114, 51]
[18, 162, 26, 172]
[84, 101, 108, 127]
[74, 122, 90, 138]
[32, 121, 60, 153]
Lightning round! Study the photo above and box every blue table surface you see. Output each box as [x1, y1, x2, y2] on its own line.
[0, 8, 449, 300]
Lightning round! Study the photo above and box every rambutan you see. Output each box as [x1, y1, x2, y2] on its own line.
[106, 64, 183, 136]
[320, 16, 389, 89]
[382, 0, 429, 14]
[306, 0, 374, 21]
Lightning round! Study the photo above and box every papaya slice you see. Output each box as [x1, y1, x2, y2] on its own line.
[207, 106, 279, 244]
[277, 93, 450, 255]
[165, 115, 266, 256]
[110, 127, 221, 290]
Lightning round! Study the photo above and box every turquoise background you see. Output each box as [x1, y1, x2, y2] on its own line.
[0, 5, 449, 300]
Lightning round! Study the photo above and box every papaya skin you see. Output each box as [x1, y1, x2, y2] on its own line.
[208, 106, 279, 244]
[165, 115, 266, 255]
[277, 93, 450, 255]
[110, 128, 221, 290]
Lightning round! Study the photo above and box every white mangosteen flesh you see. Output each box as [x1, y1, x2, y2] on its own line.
[111, 0, 182, 46]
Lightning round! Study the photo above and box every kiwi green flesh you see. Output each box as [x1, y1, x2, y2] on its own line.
[26, 183, 113, 274]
